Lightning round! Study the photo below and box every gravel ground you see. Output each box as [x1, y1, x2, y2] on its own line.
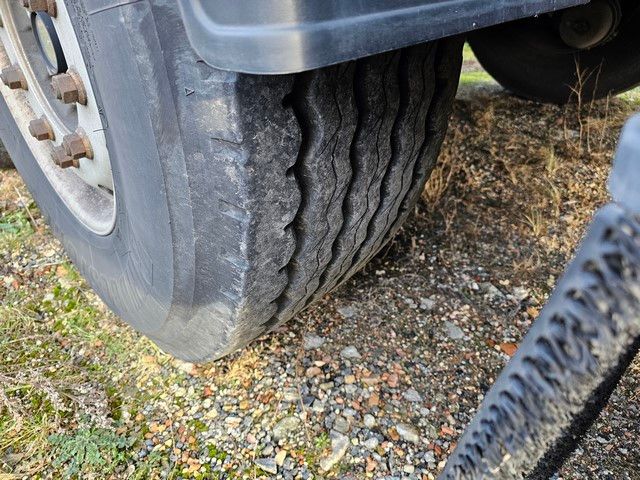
[0, 61, 639, 479]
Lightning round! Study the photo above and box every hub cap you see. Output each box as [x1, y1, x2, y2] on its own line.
[32, 11, 66, 74]
[0, 0, 115, 235]
[558, 0, 622, 50]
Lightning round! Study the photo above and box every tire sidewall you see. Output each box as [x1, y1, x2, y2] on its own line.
[0, 1, 195, 335]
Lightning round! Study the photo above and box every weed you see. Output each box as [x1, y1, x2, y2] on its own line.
[523, 208, 545, 237]
[48, 426, 130, 478]
[544, 147, 560, 177]
[314, 431, 330, 451]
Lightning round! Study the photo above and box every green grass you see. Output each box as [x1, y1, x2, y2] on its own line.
[460, 42, 496, 87]
[619, 88, 640, 108]
[0, 188, 161, 477]
[463, 42, 474, 59]
[459, 69, 495, 86]
[0, 209, 33, 248]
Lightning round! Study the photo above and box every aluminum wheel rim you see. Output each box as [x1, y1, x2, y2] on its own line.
[0, 1, 115, 235]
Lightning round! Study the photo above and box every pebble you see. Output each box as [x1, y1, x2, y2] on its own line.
[444, 321, 464, 340]
[396, 423, 420, 443]
[337, 306, 356, 318]
[340, 346, 361, 359]
[363, 414, 376, 429]
[364, 437, 379, 450]
[420, 297, 436, 311]
[275, 449, 287, 467]
[254, 457, 278, 475]
[303, 334, 325, 350]
[262, 445, 274, 456]
[333, 416, 350, 434]
[403, 388, 422, 402]
[319, 433, 350, 472]
[273, 416, 302, 440]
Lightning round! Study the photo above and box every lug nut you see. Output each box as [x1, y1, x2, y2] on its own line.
[52, 70, 86, 105]
[28, 117, 55, 141]
[52, 145, 78, 169]
[62, 132, 93, 160]
[1, 65, 27, 90]
[26, 0, 56, 17]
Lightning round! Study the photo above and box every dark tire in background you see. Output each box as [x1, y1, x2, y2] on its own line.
[0, 1, 462, 361]
[0, 142, 12, 169]
[469, 0, 640, 104]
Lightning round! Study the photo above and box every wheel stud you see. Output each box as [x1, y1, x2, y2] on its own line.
[52, 71, 86, 105]
[52, 145, 78, 169]
[1, 65, 28, 90]
[62, 131, 93, 160]
[28, 117, 55, 141]
[26, 0, 57, 18]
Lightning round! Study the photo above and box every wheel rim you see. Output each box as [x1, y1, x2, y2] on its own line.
[558, 0, 622, 50]
[0, 0, 115, 235]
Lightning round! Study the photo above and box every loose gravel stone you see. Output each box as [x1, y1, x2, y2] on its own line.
[396, 423, 420, 443]
[333, 416, 350, 434]
[444, 321, 464, 340]
[420, 297, 436, 311]
[364, 437, 379, 450]
[275, 449, 287, 467]
[340, 346, 361, 359]
[303, 334, 325, 350]
[273, 416, 301, 441]
[319, 433, 349, 472]
[337, 306, 356, 319]
[403, 388, 422, 402]
[255, 457, 277, 475]
[363, 414, 376, 429]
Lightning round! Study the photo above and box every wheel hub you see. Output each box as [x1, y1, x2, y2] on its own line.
[558, 0, 622, 50]
[0, 0, 115, 235]
[32, 11, 66, 74]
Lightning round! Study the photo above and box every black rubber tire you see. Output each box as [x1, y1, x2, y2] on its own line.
[468, 2, 640, 104]
[0, 142, 13, 169]
[0, 1, 462, 361]
[440, 205, 640, 479]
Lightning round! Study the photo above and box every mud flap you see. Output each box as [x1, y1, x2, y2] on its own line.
[440, 115, 640, 480]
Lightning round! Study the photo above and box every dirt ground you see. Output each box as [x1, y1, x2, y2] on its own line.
[0, 51, 639, 479]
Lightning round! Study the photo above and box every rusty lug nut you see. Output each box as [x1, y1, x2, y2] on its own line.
[1, 65, 27, 90]
[62, 132, 93, 160]
[51, 71, 86, 105]
[28, 117, 55, 141]
[52, 146, 79, 169]
[27, 0, 56, 17]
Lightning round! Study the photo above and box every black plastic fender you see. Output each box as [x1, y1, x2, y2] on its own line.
[177, 0, 585, 74]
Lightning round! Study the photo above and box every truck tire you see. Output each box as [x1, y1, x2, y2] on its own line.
[469, 0, 640, 104]
[441, 205, 640, 479]
[0, 1, 462, 361]
[0, 142, 13, 169]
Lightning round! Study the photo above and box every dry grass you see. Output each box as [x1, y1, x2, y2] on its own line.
[421, 49, 636, 285]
